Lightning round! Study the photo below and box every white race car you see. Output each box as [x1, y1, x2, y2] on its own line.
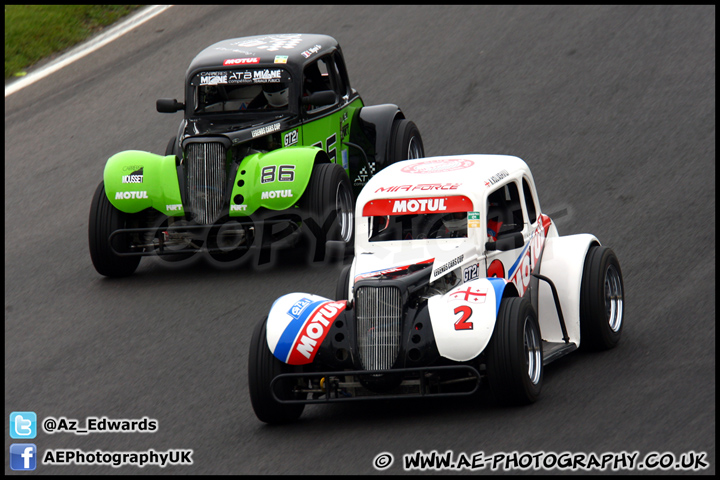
[248, 155, 624, 423]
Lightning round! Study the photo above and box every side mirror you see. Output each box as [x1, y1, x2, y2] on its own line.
[485, 232, 524, 252]
[156, 98, 185, 113]
[301, 90, 336, 107]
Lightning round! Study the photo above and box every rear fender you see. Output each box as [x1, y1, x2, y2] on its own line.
[536, 234, 599, 345]
[103, 150, 183, 215]
[229, 146, 324, 216]
[427, 277, 510, 362]
[266, 293, 347, 365]
[357, 104, 403, 170]
[349, 104, 403, 192]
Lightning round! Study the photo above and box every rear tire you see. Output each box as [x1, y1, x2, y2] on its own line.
[389, 119, 424, 163]
[580, 246, 624, 350]
[299, 163, 354, 259]
[248, 317, 305, 424]
[88, 182, 141, 277]
[486, 296, 543, 405]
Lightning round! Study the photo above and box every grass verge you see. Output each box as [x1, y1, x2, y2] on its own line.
[5, 5, 142, 79]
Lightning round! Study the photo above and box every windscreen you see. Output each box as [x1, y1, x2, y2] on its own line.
[363, 195, 473, 242]
[193, 68, 292, 114]
[368, 212, 468, 242]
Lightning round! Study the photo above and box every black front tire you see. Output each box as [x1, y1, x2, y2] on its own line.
[300, 162, 354, 257]
[248, 317, 305, 424]
[486, 296, 543, 405]
[88, 182, 141, 277]
[580, 245, 624, 350]
[335, 264, 352, 301]
[165, 136, 177, 157]
[390, 118, 424, 163]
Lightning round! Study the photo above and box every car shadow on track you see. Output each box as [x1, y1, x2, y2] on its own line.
[92, 240, 351, 283]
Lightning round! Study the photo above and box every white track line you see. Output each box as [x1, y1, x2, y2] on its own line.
[5, 5, 173, 97]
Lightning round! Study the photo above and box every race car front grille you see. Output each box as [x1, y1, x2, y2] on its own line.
[186, 142, 227, 225]
[355, 286, 403, 371]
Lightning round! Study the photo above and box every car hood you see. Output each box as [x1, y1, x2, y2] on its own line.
[353, 241, 478, 284]
[181, 114, 296, 142]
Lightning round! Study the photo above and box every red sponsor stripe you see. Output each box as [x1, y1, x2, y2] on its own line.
[362, 196, 472, 216]
[287, 301, 346, 365]
[540, 214, 552, 237]
[223, 57, 260, 65]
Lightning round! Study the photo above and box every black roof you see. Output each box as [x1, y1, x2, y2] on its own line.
[186, 34, 340, 79]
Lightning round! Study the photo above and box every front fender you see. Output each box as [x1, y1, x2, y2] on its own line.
[229, 146, 323, 216]
[266, 293, 347, 365]
[103, 150, 183, 215]
[427, 277, 509, 362]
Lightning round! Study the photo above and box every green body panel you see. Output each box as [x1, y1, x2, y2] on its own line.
[229, 146, 319, 216]
[299, 98, 364, 174]
[103, 150, 183, 215]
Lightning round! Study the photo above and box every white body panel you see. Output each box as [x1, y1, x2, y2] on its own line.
[536, 234, 599, 345]
[427, 277, 507, 361]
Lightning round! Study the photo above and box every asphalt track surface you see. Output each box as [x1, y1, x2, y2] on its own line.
[5, 5, 715, 475]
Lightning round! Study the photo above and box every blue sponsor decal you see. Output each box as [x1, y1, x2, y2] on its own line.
[287, 297, 313, 320]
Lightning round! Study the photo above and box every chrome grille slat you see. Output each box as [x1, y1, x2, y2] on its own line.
[356, 286, 402, 371]
[186, 142, 227, 224]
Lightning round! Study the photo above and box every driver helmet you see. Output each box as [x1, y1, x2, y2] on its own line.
[263, 83, 289, 107]
[486, 201, 504, 241]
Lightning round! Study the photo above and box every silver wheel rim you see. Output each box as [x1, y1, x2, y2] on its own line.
[406, 136, 423, 159]
[335, 182, 353, 243]
[604, 264, 623, 332]
[524, 316, 542, 385]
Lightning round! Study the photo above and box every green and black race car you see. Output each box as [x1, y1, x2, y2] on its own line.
[89, 33, 424, 277]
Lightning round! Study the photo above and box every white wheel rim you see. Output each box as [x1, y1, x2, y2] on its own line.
[335, 182, 353, 243]
[406, 136, 423, 159]
[605, 264, 623, 332]
[524, 316, 542, 385]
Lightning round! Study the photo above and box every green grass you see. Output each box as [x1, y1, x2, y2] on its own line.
[5, 5, 142, 79]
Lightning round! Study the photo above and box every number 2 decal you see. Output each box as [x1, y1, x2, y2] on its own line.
[453, 305, 473, 330]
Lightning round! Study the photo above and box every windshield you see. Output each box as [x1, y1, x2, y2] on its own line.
[193, 68, 292, 114]
[368, 212, 468, 242]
